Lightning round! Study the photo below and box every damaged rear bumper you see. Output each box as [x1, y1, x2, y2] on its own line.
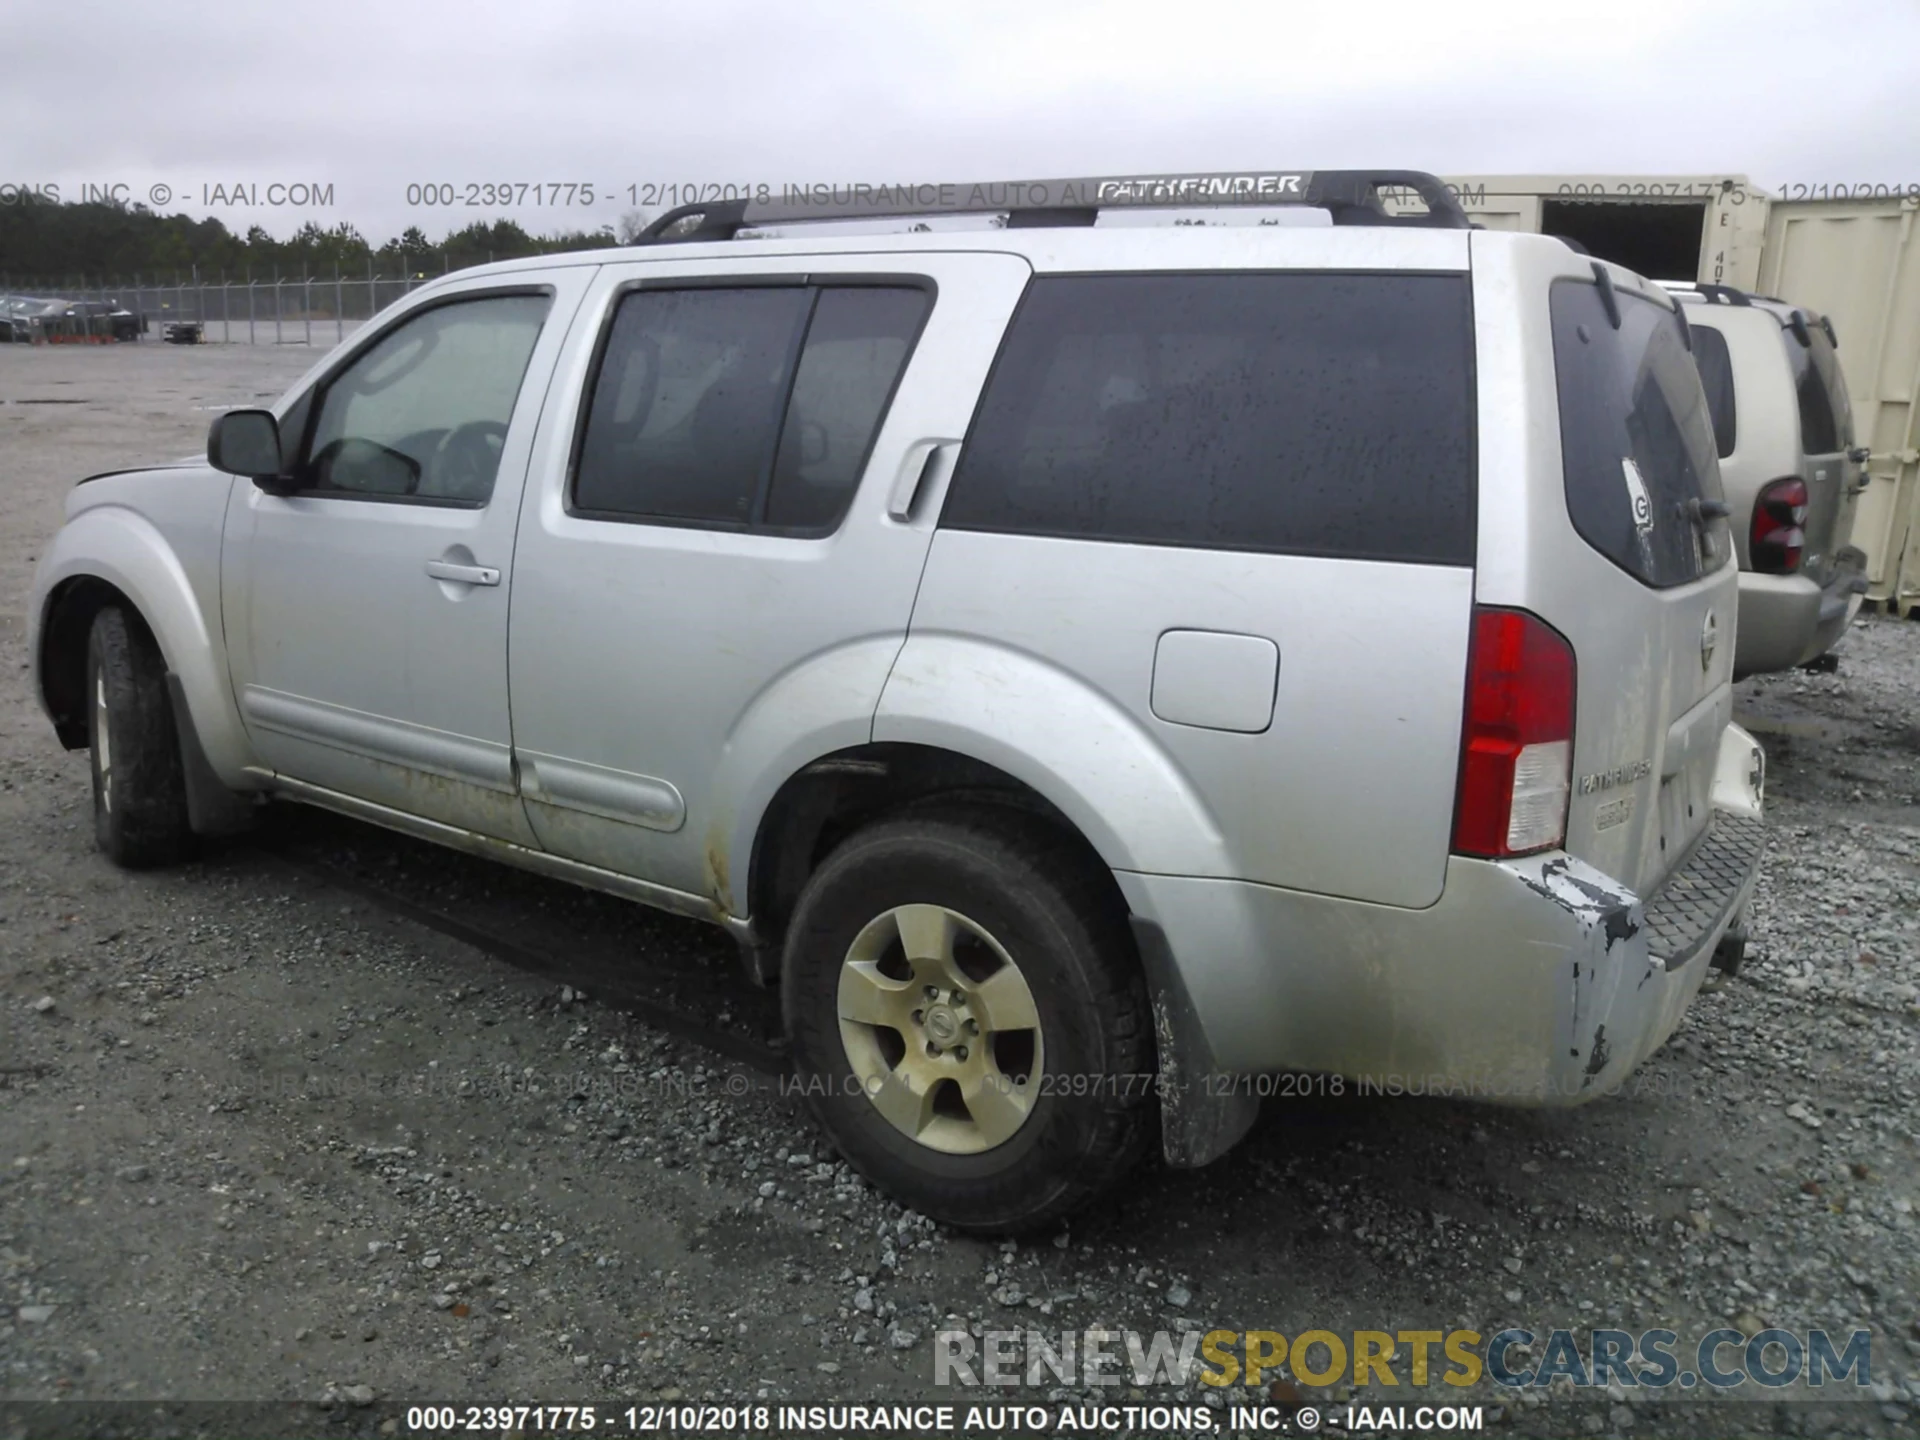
[1122, 725, 1767, 1165]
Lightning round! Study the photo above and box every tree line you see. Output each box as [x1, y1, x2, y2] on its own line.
[0, 194, 653, 288]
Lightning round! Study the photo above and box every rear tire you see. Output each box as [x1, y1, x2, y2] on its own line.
[87, 606, 192, 868]
[782, 806, 1155, 1233]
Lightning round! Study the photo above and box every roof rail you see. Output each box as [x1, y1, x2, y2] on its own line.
[1695, 282, 1752, 306]
[635, 169, 1473, 243]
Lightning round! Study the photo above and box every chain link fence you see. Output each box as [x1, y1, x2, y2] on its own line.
[0, 270, 454, 345]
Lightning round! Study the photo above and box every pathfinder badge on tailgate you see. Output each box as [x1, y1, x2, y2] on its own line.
[1579, 759, 1652, 795]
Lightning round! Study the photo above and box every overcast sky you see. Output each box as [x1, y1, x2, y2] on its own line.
[5, 0, 1919, 243]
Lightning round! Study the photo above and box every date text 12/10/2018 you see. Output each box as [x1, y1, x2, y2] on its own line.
[401, 1403, 1324, 1434]
[402, 182, 774, 208]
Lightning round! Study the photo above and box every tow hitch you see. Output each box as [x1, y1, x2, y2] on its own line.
[1705, 921, 1749, 988]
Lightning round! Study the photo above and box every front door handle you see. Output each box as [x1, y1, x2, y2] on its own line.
[425, 559, 501, 586]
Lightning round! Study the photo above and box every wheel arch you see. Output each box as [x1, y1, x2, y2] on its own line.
[744, 741, 1126, 986]
[871, 634, 1232, 878]
[38, 573, 141, 750]
[31, 507, 254, 786]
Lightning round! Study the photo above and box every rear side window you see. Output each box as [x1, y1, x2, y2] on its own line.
[1689, 323, 1737, 458]
[1784, 324, 1851, 456]
[573, 283, 931, 531]
[1551, 281, 1730, 589]
[941, 272, 1476, 565]
[766, 288, 930, 529]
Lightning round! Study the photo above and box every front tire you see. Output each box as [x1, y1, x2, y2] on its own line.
[87, 606, 192, 868]
[782, 806, 1155, 1233]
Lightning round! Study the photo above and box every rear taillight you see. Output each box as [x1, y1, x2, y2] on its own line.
[1452, 607, 1576, 859]
[1750, 477, 1808, 573]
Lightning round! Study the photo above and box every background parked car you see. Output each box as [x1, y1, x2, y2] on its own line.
[1, 294, 58, 342]
[9, 297, 147, 342]
[1667, 282, 1871, 676]
[62, 298, 146, 341]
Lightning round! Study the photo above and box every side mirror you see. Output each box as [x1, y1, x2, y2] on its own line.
[208, 409, 293, 492]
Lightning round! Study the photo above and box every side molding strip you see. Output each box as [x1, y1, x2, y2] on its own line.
[239, 686, 515, 793]
[517, 751, 686, 832]
[251, 770, 754, 942]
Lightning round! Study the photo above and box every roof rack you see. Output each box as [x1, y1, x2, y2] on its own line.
[1694, 282, 1752, 306]
[636, 170, 1474, 243]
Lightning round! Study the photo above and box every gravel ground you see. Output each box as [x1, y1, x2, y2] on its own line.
[2, 343, 1917, 1438]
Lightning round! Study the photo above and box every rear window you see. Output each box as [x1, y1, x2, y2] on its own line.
[1689, 322, 1738, 459]
[940, 272, 1476, 565]
[1785, 323, 1852, 456]
[1551, 280, 1730, 589]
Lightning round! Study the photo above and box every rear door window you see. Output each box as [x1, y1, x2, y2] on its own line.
[573, 283, 931, 532]
[940, 272, 1476, 565]
[764, 287, 930, 529]
[573, 287, 814, 526]
[1551, 281, 1730, 588]
[1689, 322, 1737, 459]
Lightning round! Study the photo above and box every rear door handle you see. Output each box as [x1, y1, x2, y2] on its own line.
[425, 560, 501, 586]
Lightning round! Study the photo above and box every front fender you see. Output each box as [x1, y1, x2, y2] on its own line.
[30, 505, 256, 787]
[872, 635, 1230, 876]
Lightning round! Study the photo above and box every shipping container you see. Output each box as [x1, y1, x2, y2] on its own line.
[1755, 198, 1920, 616]
[1382, 177, 1920, 614]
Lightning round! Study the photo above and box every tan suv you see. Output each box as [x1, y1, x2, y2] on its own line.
[1666, 282, 1871, 676]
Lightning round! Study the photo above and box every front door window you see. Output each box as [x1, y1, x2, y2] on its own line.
[302, 294, 550, 502]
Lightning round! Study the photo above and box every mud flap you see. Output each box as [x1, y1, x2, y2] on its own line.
[1129, 916, 1260, 1168]
[164, 673, 259, 837]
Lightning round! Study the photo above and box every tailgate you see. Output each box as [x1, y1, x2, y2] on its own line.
[1784, 317, 1861, 584]
[1544, 272, 1737, 896]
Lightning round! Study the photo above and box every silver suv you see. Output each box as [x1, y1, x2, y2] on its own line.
[1664, 282, 1871, 677]
[29, 171, 1766, 1232]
